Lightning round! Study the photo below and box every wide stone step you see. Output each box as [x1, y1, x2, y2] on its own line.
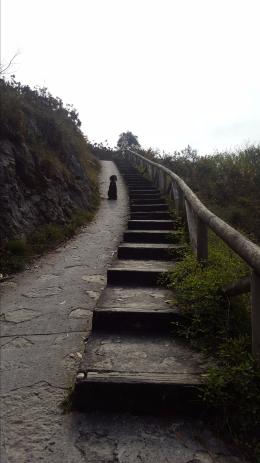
[130, 204, 168, 212]
[117, 243, 183, 260]
[92, 285, 180, 331]
[128, 185, 154, 190]
[129, 190, 161, 196]
[75, 331, 206, 412]
[123, 230, 179, 243]
[131, 211, 171, 220]
[128, 220, 175, 230]
[130, 198, 165, 204]
[107, 259, 174, 285]
[126, 180, 154, 187]
[124, 176, 149, 180]
[130, 195, 162, 202]
[128, 186, 157, 191]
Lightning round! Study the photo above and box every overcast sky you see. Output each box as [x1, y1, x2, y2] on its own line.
[2, 0, 260, 154]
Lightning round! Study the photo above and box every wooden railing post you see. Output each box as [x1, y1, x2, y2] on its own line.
[197, 217, 208, 261]
[251, 270, 260, 365]
[185, 201, 208, 262]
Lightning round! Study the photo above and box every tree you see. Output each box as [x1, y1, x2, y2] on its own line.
[117, 131, 140, 149]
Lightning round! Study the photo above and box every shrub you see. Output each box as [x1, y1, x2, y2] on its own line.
[7, 240, 29, 256]
[164, 235, 250, 349]
[164, 234, 260, 459]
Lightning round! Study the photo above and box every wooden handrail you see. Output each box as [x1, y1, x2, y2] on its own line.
[125, 149, 260, 273]
[123, 148, 260, 362]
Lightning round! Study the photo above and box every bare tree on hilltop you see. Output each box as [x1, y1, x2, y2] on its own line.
[117, 131, 140, 149]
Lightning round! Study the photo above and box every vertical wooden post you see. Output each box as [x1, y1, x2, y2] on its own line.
[155, 169, 160, 189]
[196, 217, 208, 262]
[251, 270, 260, 365]
[185, 201, 208, 262]
[148, 164, 153, 181]
[185, 200, 197, 253]
[159, 170, 164, 193]
[163, 172, 168, 194]
[177, 187, 184, 216]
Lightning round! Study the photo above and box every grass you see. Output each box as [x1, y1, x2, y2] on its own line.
[0, 207, 99, 276]
[164, 231, 260, 461]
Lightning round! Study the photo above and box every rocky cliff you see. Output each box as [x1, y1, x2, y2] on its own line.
[0, 78, 99, 244]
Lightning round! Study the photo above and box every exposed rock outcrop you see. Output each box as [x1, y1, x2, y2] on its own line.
[0, 78, 99, 243]
[0, 139, 99, 241]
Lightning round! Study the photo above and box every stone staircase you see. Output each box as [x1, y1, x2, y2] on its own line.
[75, 159, 206, 413]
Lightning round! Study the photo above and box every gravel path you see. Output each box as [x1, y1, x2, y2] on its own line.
[0, 161, 247, 462]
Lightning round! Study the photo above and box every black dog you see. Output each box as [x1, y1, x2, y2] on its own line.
[108, 175, 117, 200]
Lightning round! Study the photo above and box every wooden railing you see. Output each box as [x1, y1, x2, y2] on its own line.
[122, 148, 260, 362]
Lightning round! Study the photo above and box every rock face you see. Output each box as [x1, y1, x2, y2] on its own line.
[0, 139, 99, 242]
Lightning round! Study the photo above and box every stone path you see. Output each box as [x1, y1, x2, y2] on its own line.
[0, 161, 248, 462]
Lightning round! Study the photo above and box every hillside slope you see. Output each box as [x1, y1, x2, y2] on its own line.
[0, 78, 99, 243]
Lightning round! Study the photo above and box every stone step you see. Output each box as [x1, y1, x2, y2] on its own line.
[119, 171, 138, 175]
[92, 285, 180, 331]
[75, 331, 206, 413]
[107, 259, 175, 285]
[117, 243, 183, 260]
[124, 177, 148, 181]
[126, 178, 153, 186]
[130, 204, 168, 212]
[130, 195, 162, 202]
[129, 190, 161, 196]
[128, 220, 175, 230]
[121, 175, 142, 178]
[128, 184, 154, 190]
[123, 230, 179, 243]
[128, 186, 157, 191]
[131, 211, 171, 220]
[130, 198, 165, 204]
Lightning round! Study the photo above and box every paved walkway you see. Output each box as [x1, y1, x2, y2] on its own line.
[0, 161, 247, 462]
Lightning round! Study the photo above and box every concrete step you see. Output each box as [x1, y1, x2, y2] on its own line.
[126, 178, 153, 186]
[75, 331, 206, 413]
[130, 198, 165, 204]
[120, 174, 141, 178]
[128, 220, 175, 230]
[123, 230, 179, 243]
[107, 259, 175, 285]
[131, 211, 171, 220]
[124, 177, 148, 181]
[119, 171, 138, 176]
[128, 184, 154, 189]
[130, 204, 168, 212]
[92, 285, 180, 332]
[117, 243, 183, 260]
[129, 190, 161, 196]
[128, 186, 158, 191]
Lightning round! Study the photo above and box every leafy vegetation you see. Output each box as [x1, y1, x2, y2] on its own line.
[0, 77, 100, 274]
[164, 234, 260, 460]
[132, 141, 260, 459]
[0, 209, 97, 275]
[138, 144, 260, 244]
[117, 131, 140, 148]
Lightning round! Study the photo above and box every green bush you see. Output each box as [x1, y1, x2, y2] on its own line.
[30, 224, 64, 254]
[202, 337, 260, 457]
[7, 240, 29, 256]
[0, 208, 96, 275]
[164, 235, 249, 349]
[164, 235, 260, 459]
[140, 144, 260, 244]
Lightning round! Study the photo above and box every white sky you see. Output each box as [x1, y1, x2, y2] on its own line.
[1, 0, 260, 154]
